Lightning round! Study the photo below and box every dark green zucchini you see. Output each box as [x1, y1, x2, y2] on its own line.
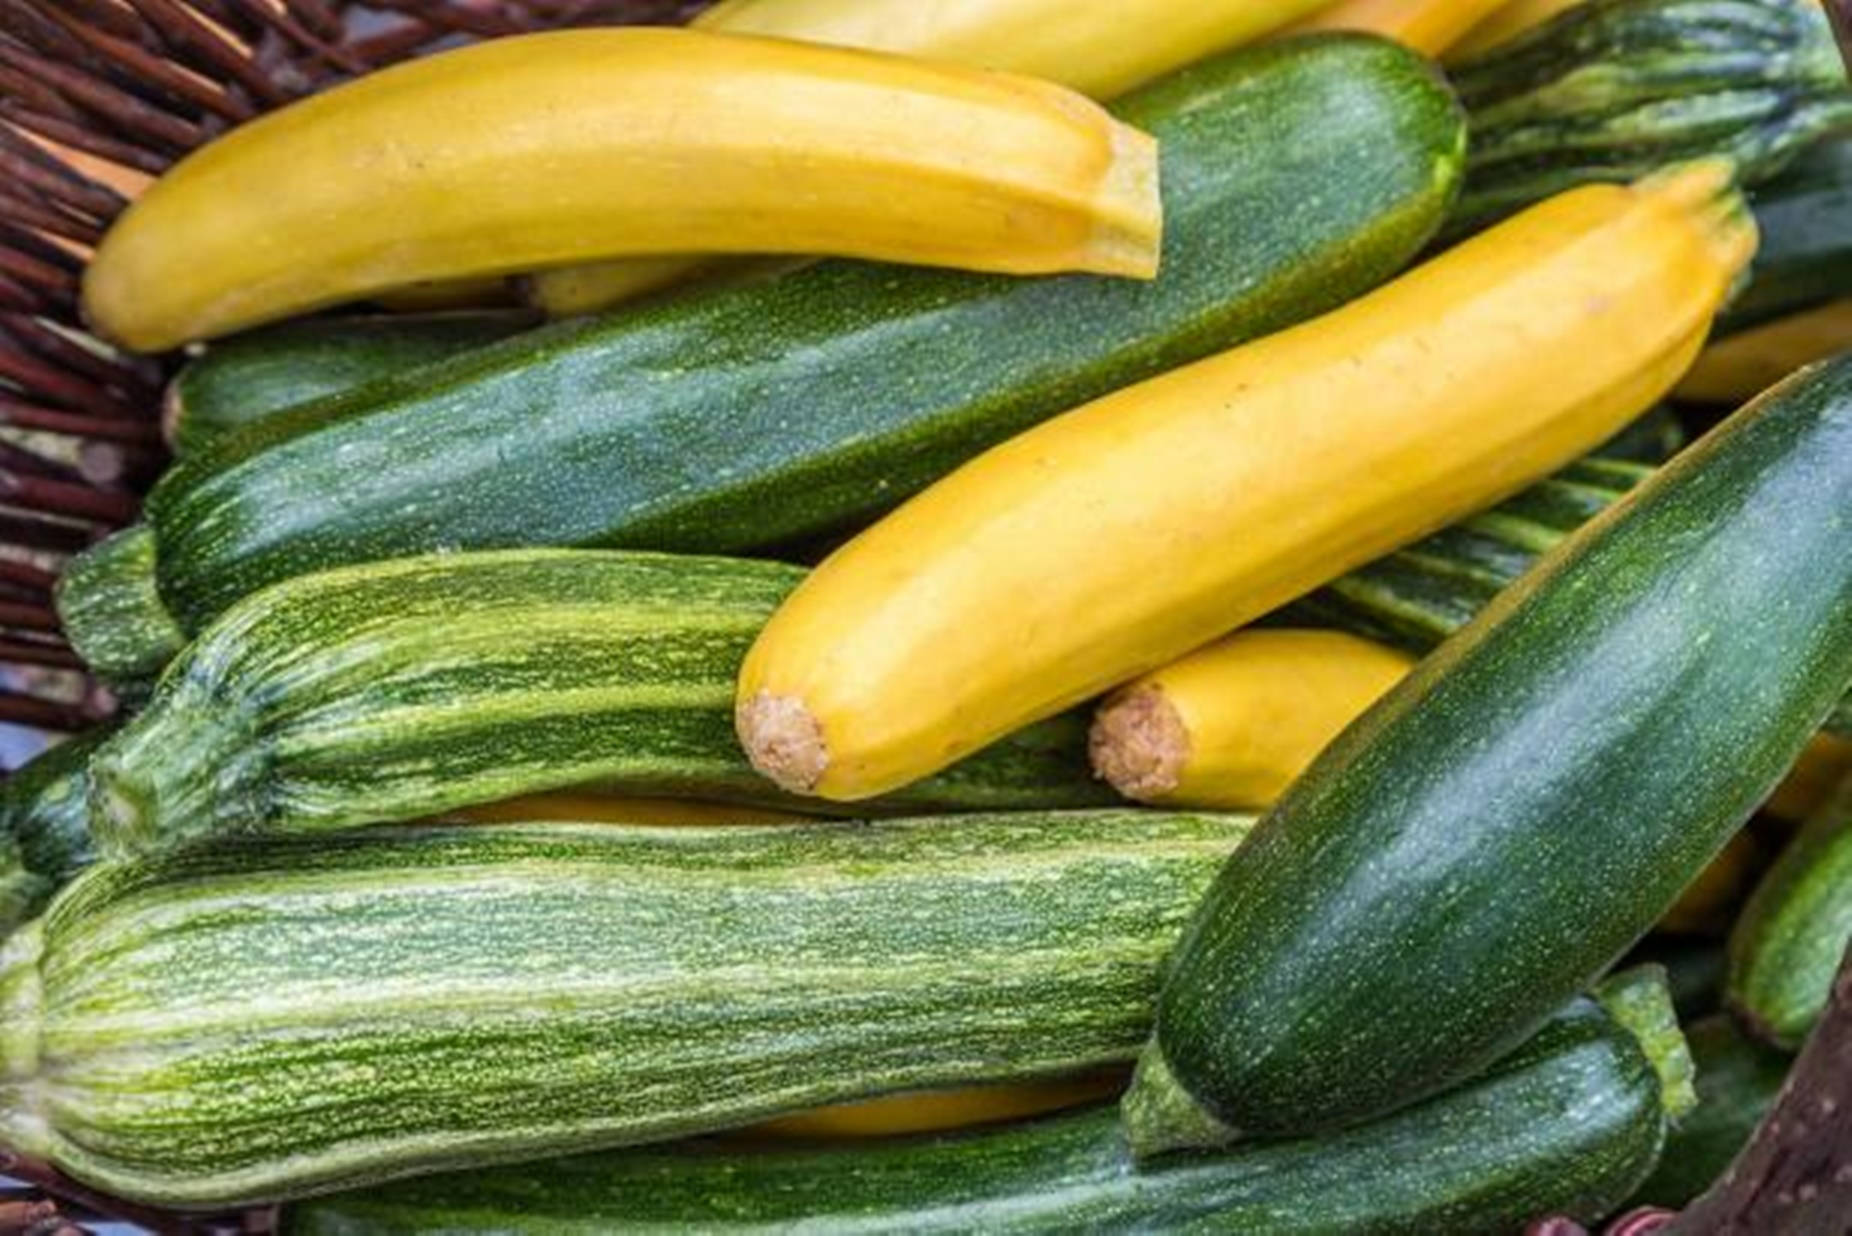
[1447, 0, 1852, 237]
[0, 730, 108, 936]
[1722, 138, 1852, 334]
[1123, 354, 1852, 1154]
[1727, 773, 1852, 1048]
[0, 811, 1250, 1207]
[164, 311, 533, 457]
[1629, 1015, 1789, 1208]
[54, 526, 185, 694]
[57, 37, 1465, 678]
[285, 976, 1683, 1235]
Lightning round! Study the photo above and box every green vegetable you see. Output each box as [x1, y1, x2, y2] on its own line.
[1728, 773, 1852, 1048]
[1123, 354, 1852, 1155]
[54, 526, 185, 695]
[1629, 1015, 1789, 1208]
[0, 730, 107, 936]
[165, 312, 533, 456]
[0, 810, 1251, 1208]
[1594, 405, 1689, 464]
[285, 980, 1683, 1236]
[89, 550, 1116, 857]
[1448, 0, 1852, 237]
[1723, 137, 1852, 333]
[58, 37, 1465, 680]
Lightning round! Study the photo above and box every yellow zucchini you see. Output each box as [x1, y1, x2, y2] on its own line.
[736, 161, 1754, 802]
[1284, 0, 1521, 54]
[1448, 0, 1588, 59]
[739, 1071, 1127, 1140]
[528, 0, 1328, 318]
[1767, 733, 1852, 823]
[1674, 298, 1852, 405]
[84, 28, 1160, 352]
[1089, 629, 1413, 808]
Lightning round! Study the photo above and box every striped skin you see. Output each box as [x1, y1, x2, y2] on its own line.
[0, 811, 1251, 1208]
[284, 995, 1668, 1234]
[0, 731, 109, 937]
[88, 550, 1115, 858]
[1448, 0, 1852, 237]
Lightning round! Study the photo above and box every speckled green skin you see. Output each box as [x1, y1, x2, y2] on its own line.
[1629, 1015, 1788, 1208]
[1131, 355, 1852, 1145]
[54, 526, 185, 693]
[1448, 0, 1852, 237]
[1723, 138, 1852, 334]
[87, 550, 1116, 858]
[283, 996, 1667, 1236]
[167, 311, 533, 456]
[1727, 775, 1852, 1048]
[0, 811, 1249, 1208]
[121, 37, 1463, 638]
[0, 731, 108, 936]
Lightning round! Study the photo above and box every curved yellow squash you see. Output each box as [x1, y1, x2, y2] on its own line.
[83, 27, 1159, 352]
[528, 0, 1325, 318]
[736, 162, 1754, 801]
[1089, 629, 1413, 808]
[740, 1071, 1126, 1140]
[1284, 0, 1520, 55]
[1674, 299, 1852, 406]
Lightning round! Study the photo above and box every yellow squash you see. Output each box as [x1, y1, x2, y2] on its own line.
[737, 161, 1754, 801]
[1089, 629, 1413, 808]
[740, 1071, 1127, 1140]
[1674, 298, 1852, 405]
[529, 0, 1328, 318]
[1283, 0, 1520, 55]
[84, 27, 1160, 352]
[1447, 0, 1588, 59]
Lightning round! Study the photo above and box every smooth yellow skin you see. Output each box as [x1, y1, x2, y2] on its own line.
[83, 27, 1159, 352]
[739, 1070, 1126, 1140]
[1284, 0, 1521, 54]
[1675, 299, 1852, 405]
[527, 0, 1326, 317]
[1102, 629, 1414, 809]
[738, 162, 1755, 801]
[442, 793, 812, 827]
[1658, 829, 1768, 934]
[1447, 0, 1588, 60]
[1766, 733, 1852, 823]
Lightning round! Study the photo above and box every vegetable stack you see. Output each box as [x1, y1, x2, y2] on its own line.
[6, 0, 1852, 1229]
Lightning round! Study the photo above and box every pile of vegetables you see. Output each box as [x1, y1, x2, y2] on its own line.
[5, 0, 1851, 1228]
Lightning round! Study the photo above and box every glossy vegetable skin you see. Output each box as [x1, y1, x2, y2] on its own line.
[83, 28, 1160, 350]
[284, 989, 1679, 1235]
[737, 162, 1752, 802]
[90, 38, 1464, 657]
[1124, 352, 1852, 1153]
[0, 811, 1250, 1207]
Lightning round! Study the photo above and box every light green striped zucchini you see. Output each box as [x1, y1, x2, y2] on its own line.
[0, 810, 1251, 1208]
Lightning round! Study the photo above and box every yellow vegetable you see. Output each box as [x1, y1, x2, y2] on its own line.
[1657, 829, 1768, 935]
[739, 1070, 1126, 1140]
[736, 161, 1754, 801]
[1766, 733, 1852, 823]
[1283, 0, 1520, 55]
[1089, 629, 1413, 808]
[528, 0, 1327, 317]
[1674, 298, 1852, 405]
[441, 793, 813, 827]
[83, 27, 1160, 352]
[1448, 0, 1588, 60]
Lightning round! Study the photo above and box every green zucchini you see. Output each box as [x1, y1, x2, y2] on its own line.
[1727, 772, 1852, 1049]
[1447, 0, 1852, 238]
[1629, 1014, 1789, 1208]
[164, 311, 533, 457]
[286, 974, 1687, 1236]
[58, 37, 1465, 682]
[88, 550, 1119, 857]
[1722, 138, 1852, 334]
[0, 730, 108, 936]
[1122, 354, 1852, 1154]
[0, 810, 1252, 1208]
[54, 525, 186, 695]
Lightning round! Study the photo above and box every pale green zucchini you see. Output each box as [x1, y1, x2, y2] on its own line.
[0, 810, 1252, 1208]
[87, 551, 1120, 857]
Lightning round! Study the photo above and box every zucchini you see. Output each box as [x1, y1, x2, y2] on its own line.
[55, 525, 186, 695]
[1629, 1014, 1789, 1208]
[0, 731, 107, 936]
[0, 809, 1252, 1207]
[1675, 298, 1852, 406]
[65, 36, 1465, 671]
[737, 162, 1752, 802]
[1722, 137, 1852, 334]
[1122, 352, 1852, 1153]
[285, 977, 1685, 1235]
[88, 550, 1115, 858]
[1727, 772, 1852, 1048]
[1447, 0, 1852, 237]
[165, 312, 532, 456]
